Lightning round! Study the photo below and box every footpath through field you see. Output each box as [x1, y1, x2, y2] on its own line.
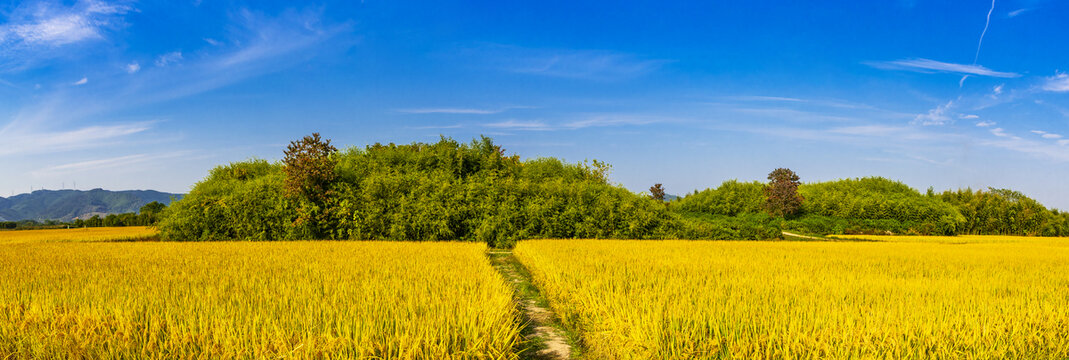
[487, 250, 576, 360]
[781, 231, 825, 241]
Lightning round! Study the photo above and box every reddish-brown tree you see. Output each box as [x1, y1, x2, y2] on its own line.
[650, 183, 666, 201]
[764, 168, 803, 217]
[283, 133, 337, 235]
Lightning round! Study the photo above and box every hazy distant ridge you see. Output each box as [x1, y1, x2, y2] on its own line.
[0, 189, 183, 222]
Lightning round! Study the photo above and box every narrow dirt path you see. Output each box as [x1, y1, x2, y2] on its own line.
[781, 231, 826, 241]
[487, 251, 576, 360]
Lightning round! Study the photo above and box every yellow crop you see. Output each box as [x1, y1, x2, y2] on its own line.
[829, 234, 1069, 244]
[0, 241, 521, 359]
[0, 226, 157, 244]
[515, 239, 1069, 359]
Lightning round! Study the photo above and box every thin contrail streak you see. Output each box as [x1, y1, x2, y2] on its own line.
[974, 0, 996, 64]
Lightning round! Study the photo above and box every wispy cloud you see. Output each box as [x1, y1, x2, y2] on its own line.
[724, 95, 805, 103]
[213, 8, 350, 69]
[563, 114, 664, 129]
[33, 151, 191, 176]
[1, 5, 351, 160]
[406, 124, 463, 130]
[1031, 130, 1063, 139]
[974, 0, 996, 64]
[0, 0, 132, 71]
[959, 114, 979, 119]
[481, 114, 667, 132]
[471, 44, 668, 80]
[976, 120, 996, 127]
[72, 77, 88, 85]
[125, 61, 139, 73]
[2, 0, 130, 46]
[399, 108, 497, 115]
[397, 106, 530, 115]
[155, 51, 183, 67]
[0, 122, 152, 156]
[104, 7, 351, 109]
[868, 58, 1020, 78]
[990, 127, 1015, 138]
[981, 129, 1069, 161]
[913, 101, 955, 126]
[485, 119, 552, 131]
[1042, 73, 1069, 92]
[1007, 8, 1029, 17]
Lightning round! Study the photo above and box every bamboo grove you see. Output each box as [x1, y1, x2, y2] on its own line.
[158, 136, 1069, 246]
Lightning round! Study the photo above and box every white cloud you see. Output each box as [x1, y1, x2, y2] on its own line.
[126, 62, 140, 73]
[0, 122, 152, 157]
[33, 151, 191, 176]
[406, 124, 463, 130]
[959, 114, 979, 119]
[398, 106, 532, 115]
[993, 84, 1004, 94]
[990, 127, 1010, 137]
[913, 101, 954, 126]
[972, 0, 996, 64]
[485, 119, 551, 131]
[1032, 130, 1063, 139]
[868, 58, 1020, 78]
[1042, 73, 1069, 92]
[564, 115, 662, 129]
[725, 96, 805, 102]
[204, 38, 221, 46]
[471, 44, 668, 80]
[155, 51, 183, 67]
[1008, 8, 1030, 17]
[976, 120, 996, 127]
[981, 135, 1069, 162]
[0, 0, 131, 49]
[399, 108, 498, 115]
[12, 14, 101, 45]
[73, 77, 88, 85]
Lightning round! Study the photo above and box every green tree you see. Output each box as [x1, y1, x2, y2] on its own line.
[139, 201, 166, 225]
[764, 168, 803, 218]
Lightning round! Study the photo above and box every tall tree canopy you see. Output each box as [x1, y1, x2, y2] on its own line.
[649, 184, 666, 201]
[282, 133, 338, 236]
[764, 168, 803, 218]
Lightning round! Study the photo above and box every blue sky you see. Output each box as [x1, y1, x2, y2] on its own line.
[3, 0, 1069, 208]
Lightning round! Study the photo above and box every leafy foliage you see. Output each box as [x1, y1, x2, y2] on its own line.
[159, 136, 718, 246]
[649, 184, 666, 201]
[939, 188, 1069, 236]
[792, 177, 965, 235]
[674, 180, 766, 216]
[764, 168, 803, 218]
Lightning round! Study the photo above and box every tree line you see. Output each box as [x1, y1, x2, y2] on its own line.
[159, 135, 791, 247]
[157, 134, 1069, 247]
[673, 175, 1069, 237]
[0, 201, 167, 230]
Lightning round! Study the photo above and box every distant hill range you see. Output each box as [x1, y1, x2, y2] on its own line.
[0, 189, 183, 222]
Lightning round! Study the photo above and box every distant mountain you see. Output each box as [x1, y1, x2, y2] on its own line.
[0, 189, 183, 222]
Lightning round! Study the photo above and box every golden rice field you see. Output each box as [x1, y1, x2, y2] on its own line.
[828, 233, 1069, 244]
[0, 226, 157, 244]
[0, 239, 521, 359]
[515, 239, 1069, 359]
